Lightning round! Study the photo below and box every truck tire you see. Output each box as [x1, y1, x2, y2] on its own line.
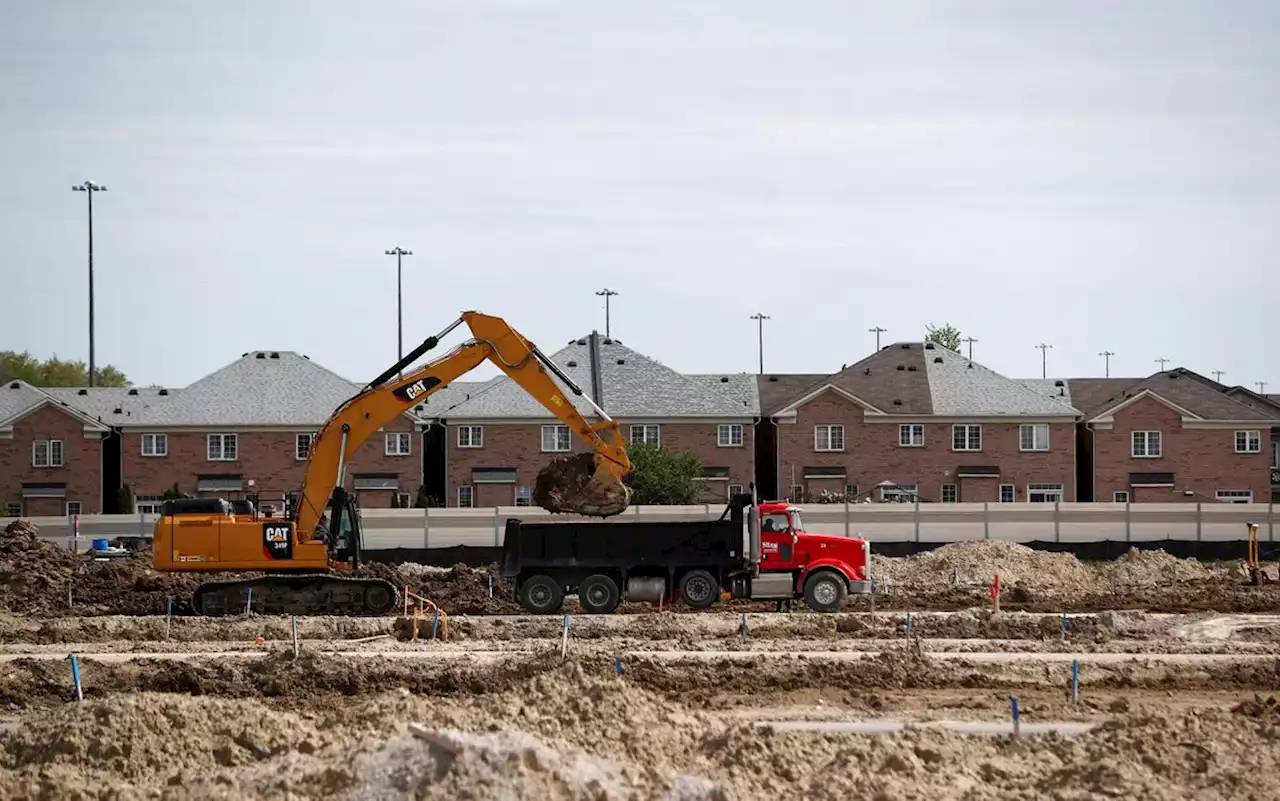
[578, 574, 620, 614]
[519, 574, 563, 614]
[803, 570, 848, 613]
[679, 569, 719, 609]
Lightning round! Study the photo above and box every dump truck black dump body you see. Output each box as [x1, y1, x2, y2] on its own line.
[499, 495, 756, 614]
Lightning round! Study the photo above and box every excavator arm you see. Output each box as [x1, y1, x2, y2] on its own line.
[294, 311, 633, 541]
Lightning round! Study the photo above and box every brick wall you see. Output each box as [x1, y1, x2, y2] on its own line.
[445, 420, 756, 507]
[121, 417, 420, 508]
[776, 392, 1077, 502]
[1090, 395, 1272, 503]
[0, 404, 103, 515]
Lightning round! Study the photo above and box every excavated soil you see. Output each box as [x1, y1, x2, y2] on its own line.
[532, 452, 632, 516]
[2, 659, 1280, 800]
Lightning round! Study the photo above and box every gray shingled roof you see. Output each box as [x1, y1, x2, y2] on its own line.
[925, 350, 1082, 416]
[0, 380, 109, 429]
[443, 335, 757, 419]
[1016, 379, 1076, 409]
[688, 373, 760, 415]
[128, 350, 417, 426]
[45, 386, 178, 426]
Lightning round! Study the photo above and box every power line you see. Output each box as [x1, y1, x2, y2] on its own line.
[869, 326, 886, 350]
[1034, 343, 1052, 379]
[1098, 350, 1115, 378]
[750, 313, 770, 374]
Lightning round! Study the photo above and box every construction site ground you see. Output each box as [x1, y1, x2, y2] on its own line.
[3, 521, 1280, 799]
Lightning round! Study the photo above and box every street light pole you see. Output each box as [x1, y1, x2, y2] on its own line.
[1098, 350, 1115, 378]
[595, 288, 618, 338]
[1034, 343, 1053, 379]
[869, 326, 886, 351]
[72, 180, 107, 387]
[961, 336, 978, 360]
[385, 247, 412, 362]
[750, 313, 770, 374]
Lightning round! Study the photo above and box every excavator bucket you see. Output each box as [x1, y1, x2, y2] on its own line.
[534, 452, 632, 517]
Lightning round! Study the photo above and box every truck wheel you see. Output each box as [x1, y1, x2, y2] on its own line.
[578, 574, 620, 614]
[679, 569, 719, 609]
[518, 575, 563, 614]
[803, 570, 848, 613]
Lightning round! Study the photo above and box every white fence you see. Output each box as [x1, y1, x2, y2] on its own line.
[21, 502, 1277, 551]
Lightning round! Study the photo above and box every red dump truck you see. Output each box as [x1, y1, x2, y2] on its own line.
[499, 494, 872, 614]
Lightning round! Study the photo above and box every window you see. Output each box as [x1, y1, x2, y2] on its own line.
[457, 425, 483, 448]
[814, 424, 844, 451]
[32, 439, 64, 467]
[788, 485, 804, 502]
[457, 486, 474, 507]
[295, 433, 314, 460]
[727, 483, 745, 499]
[1131, 430, 1162, 458]
[1235, 430, 1262, 454]
[135, 494, 164, 515]
[879, 483, 917, 503]
[845, 484, 859, 501]
[1027, 483, 1064, 503]
[1113, 491, 1129, 503]
[141, 433, 167, 457]
[1273, 440, 1280, 469]
[395, 492, 412, 508]
[541, 424, 571, 452]
[630, 424, 660, 447]
[1019, 424, 1050, 452]
[717, 424, 743, 447]
[5, 503, 21, 516]
[899, 424, 924, 447]
[941, 484, 957, 503]
[999, 484, 1015, 503]
[515, 485, 531, 506]
[66, 501, 82, 516]
[951, 425, 981, 452]
[207, 434, 237, 461]
[1215, 490, 1252, 504]
[385, 432, 412, 456]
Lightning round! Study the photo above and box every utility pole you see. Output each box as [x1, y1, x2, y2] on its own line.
[72, 180, 107, 386]
[384, 247, 412, 363]
[1154, 357, 1170, 371]
[1212, 370, 1225, 383]
[869, 326, 886, 351]
[1034, 343, 1052, 379]
[595, 288, 618, 338]
[750, 313, 770, 374]
[1098, 350, 1115, 378]
[1259, 381, 1268, 395]
[961, 336, 977, 360]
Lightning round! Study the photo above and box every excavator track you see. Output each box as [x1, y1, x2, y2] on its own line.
[191, 573, 400, 616]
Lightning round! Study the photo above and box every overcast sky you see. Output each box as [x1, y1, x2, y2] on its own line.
[2, 1, 1277, 391]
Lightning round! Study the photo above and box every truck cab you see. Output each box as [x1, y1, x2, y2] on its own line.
[754, 501, 872, 610]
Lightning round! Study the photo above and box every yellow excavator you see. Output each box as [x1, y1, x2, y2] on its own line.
[151, 311, 633, 615]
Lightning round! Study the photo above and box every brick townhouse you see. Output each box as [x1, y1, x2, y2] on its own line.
[431, 332, 760, 507]
[0, 380, 110, 516]
[1068, 368, 1278, 503]
[757, 342, 1081, 503]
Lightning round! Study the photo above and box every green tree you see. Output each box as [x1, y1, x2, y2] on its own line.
[924, 323, 961, 352]
[623, 440, 705, 505]
[161, 483, 183, 501]
[0, 350, 130, 387]
[117, 484, 135, 514]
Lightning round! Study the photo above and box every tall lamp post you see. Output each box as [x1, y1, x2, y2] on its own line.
[385, 247, 412, 362]
[750, 313, 770, 374]
[595, 288, 618, 338]
[72, 180, 107, 386]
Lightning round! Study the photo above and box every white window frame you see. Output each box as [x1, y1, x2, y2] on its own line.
[135, 494, 164, 515]
[1273, 440, 1280, 469]
[515, 485, 531, 507]
[456, 485, 474, 507]
[1027, 483, 1064, 503]
[65, 501, 82, 516]
[814, 424, 844, 452]
[295, 433, 314, 461]
[1235, 430, 1261, 454]
[717, 423, 743, 447]
[457, 425, 483, 449]
[788, 484, 804, 502]
[385, 432, 412, 456]
[5, 502, 22, 516]
[727, 483, 745, 499]
[395, 492, 412, 508]
[899, 424, 924, 447]
[630, 424, 660, 447]
[1113, 491, 1129, 503]
[141, 433, 167, 457]
[1131, 430, 1162, 458]
[1215, 489, 1252, 504]
[1019, 424, 1050, 452]
[207, 433, 237, 461]
[951, 424, 981, 452]
[940, 483, 957, 503]
[879, 483, 917, 503]
[998, 484, 1015, 503]
[541, 424, 571, 452]
[32, 439, 64, 468]
[844, 483, 859, 500]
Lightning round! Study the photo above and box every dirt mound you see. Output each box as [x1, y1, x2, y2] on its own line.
[890, 541, 1102, 594]
[1104, 548, 1217, 587]
[533, 452, 632, 517]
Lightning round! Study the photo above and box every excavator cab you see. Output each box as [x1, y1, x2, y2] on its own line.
[325, 487, 364, 568]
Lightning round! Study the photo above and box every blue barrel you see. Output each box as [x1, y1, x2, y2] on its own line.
[92, 538, 110, 551]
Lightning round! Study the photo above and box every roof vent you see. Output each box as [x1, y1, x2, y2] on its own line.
[77, 388, 88, 395]
[1053, 380, 1064, 387]
[720, 376, 729, 383]
[967, 363, 973, 369]
[907, 365, 918, 371]
[1059, 387, 1065, 396]
[767, 376, 778, 382]
[864, 368, 871, 376]
[924, 342, 935, 350]
[616, 359, 625, 365]
[270, 352, 280, 359]
[567, 360, 578, 367]
[896, 365, 905, 371]
[255, 352, 266, 359]
[933, 357, 943, 363]
[841, 363, 847, 370]
[900, 343, 910, 349]
[8, 382, 18, 389]
[158, 389, 169, 395]
[603, 338, 614, 345]
[892, 399, 903, 406]
[128, 388, 139, 395]
[241, 352, 249, 358]
[303, 355, 310, 360]
[576, 338, 587, 346]
[1168, 372, 1178, 379]
[112, 407, 122, 414]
